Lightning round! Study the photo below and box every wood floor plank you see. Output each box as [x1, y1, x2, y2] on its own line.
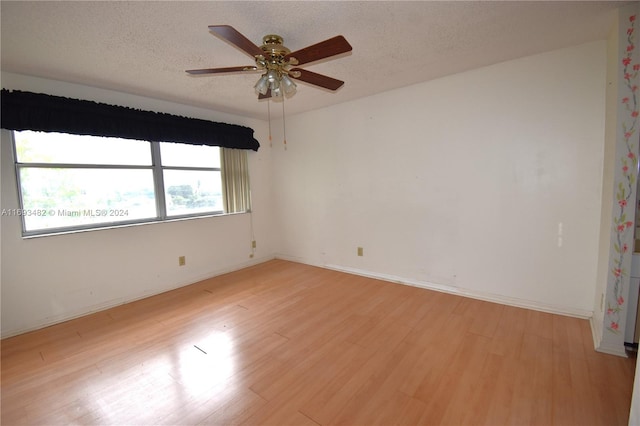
[389, 392, 429, 426]
[303, 322, 414, 425]
[1, 259, 636, 425]
[454, 297, 504, 339]
[326, 340, 427, 425]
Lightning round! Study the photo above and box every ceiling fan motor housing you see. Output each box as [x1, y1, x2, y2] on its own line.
[261, 35, 290, 56]
[259, 35, 297, 72]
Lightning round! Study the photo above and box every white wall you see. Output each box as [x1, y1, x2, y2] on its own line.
[273, 41, 607, 316]
[0, 73, 275, 337]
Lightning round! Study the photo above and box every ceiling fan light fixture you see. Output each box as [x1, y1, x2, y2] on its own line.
[272, 86, 283, 98]
[266, 69, 281, 92]
[266, 69, 279, 83]
[254, 74, 269, 95]
[281, 74, 297, 95]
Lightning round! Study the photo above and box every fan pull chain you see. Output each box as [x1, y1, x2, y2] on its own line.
[267, 100, 272, 147]
[282, 97, 287, 150]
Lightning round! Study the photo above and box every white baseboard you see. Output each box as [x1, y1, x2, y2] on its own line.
[595, 343, 629, 357]
[275, 255, 593, 319]
[1, 254, 276, 339]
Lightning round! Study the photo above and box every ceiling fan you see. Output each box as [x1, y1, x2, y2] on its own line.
[186, 25, 352, 99]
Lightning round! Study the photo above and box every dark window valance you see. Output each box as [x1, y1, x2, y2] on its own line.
[0, 89, 260, 151]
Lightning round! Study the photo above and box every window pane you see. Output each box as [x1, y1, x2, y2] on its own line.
[14, 130, 152, 166]
[19, 168, 157, 231]
[164, 170, 222, 216]
[160, 143, 220, 168]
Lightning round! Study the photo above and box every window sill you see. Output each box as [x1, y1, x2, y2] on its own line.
[21, 210, 250, 239]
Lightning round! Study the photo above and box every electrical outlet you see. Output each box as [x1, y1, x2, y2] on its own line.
[357, 247, 363, 256]
[252, 240, 257, 249]
[179, 256, 186, 266]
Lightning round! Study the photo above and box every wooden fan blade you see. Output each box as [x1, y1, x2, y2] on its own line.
[186, 66, 257, 75]
[284, 35, 352, 66]
[258, 89, 271, 100]
[208, 25, 264, 58]
[290, 68, 344, 91]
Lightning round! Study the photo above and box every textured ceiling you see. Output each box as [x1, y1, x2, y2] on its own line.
[0, 1, 627, 121]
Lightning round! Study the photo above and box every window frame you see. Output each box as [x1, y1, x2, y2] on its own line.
[11, 131, 226, 237]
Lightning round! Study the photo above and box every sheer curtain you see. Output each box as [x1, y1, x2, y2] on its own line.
[221, 147, 251, 213]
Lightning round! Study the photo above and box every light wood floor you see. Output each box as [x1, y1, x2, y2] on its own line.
[1, 260, 636, 425]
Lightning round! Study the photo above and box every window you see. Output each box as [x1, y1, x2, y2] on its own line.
[11, 130, 248, 236]
[160, 142, 223, 217]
